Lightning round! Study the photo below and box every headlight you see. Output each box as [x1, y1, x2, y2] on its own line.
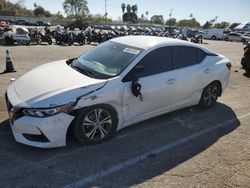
[23, 102, 76, 117]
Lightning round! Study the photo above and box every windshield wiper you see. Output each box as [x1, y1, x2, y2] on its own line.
[70, 64, 94, 78]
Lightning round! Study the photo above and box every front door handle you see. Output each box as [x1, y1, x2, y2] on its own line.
[166, 78, 176, 85]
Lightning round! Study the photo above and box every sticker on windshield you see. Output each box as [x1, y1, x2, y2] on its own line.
[123, 48, 140, 55]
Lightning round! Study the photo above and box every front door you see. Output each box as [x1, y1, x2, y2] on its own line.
[121, 47, 178, 125]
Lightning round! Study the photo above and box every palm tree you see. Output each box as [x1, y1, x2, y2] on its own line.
[145, 11, 149, 19]
[126, 4, 131, 13]
[121, 3, 125, 13]
[132, 4, 137, 13]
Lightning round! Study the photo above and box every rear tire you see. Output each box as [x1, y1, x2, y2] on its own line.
[199, 82, 221, 108]
[73, 105, 118, 145]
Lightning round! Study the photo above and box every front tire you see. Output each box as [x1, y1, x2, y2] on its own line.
[199, 82, 221, 108]
[73, 105, 118, 145]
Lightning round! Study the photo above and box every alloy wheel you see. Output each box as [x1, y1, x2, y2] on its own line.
[203, 84, 219, 107]
[82, 108, 112, 141]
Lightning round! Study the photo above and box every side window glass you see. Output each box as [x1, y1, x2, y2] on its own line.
[136, 47, 172, 78]
[173, 46, 206, 69]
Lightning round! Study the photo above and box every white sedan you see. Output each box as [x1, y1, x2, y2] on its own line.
[5, 36, 231, 148]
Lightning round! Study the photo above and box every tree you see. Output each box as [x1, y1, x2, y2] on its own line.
[89, 13, 112, 23]
[131, 4, 137, 13]
[166, 18, 176, 26]
[126, 4, 131, 13]
[121, 3, 125, 13]
[202, 21, 213, 29]
[63, 0, 89, 17]
[44, 10, 51, 17]
[34, 6, 45, 17]
[229, 23, 240, 30]
[214, 21, 230, 29]
[121, 3, 138, 23]
[176, 18, 200, 28]
[145, 11, 149, 19]
[0, 0, 33, 16]
[151, 15, 164, 25]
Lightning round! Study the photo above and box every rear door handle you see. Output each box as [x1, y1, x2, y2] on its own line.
[166, 78, 176, 85]
[204, 68, 210, 73]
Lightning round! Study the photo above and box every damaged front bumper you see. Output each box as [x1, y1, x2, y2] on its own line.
[10, 113, 74, 148]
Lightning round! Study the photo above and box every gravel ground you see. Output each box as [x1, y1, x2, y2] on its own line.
[0, 40, 249, 188]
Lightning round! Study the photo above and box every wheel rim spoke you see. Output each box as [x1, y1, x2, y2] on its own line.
[100, 116, 111, 124]
[85, 127, 97, 139]
[95, 109, 103, 122]
[90, 128, 97, 140]
[98, 126, 108, 139]
[84, 115, 96, 124]
[83, 121, 95, 126]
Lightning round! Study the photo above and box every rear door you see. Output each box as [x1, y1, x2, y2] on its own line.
[172, 46, 209, 105]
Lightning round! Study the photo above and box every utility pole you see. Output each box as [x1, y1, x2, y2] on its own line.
[105, 0, 107, 24]
[169, 9, 173, 20]
[169, 9, 173, 34]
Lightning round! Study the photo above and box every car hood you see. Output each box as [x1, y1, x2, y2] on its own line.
[7, 60, 107, 108]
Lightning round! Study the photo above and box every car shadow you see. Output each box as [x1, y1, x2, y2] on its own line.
[243, 71, 250, 78]
[0, 102, 241, 187]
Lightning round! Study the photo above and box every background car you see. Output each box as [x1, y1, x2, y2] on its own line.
[35, 21, 51, 26]
[5, 36, 231, 148]
[224, 32, 250, 42]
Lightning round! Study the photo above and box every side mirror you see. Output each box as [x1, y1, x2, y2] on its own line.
[66, 58, 76, 65]
[131, 80, 143, 101]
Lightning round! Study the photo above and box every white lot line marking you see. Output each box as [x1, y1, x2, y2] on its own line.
[63, 112, 250, 188]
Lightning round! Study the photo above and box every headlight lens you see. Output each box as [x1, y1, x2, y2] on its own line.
[23, 102, 76, 117]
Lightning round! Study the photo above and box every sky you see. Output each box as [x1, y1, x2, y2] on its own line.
[9, 0, 250, 24]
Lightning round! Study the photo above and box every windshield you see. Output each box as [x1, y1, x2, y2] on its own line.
[72, 41, 142, 79]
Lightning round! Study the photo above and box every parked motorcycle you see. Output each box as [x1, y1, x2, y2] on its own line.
[71, 31, 86, 45]
[191, 34, 203, 43]
[37, 30, 52, 45]
[54, 29, 73, 46]
[85, 30, 104, 44]
[241, 42, 250, 72]
[29, 28, 52, 45]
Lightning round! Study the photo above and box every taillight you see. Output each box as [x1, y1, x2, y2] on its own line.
[226, 63, 232, 70]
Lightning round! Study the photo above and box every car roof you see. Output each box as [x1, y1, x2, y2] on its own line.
[111, 35, 215, 54]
